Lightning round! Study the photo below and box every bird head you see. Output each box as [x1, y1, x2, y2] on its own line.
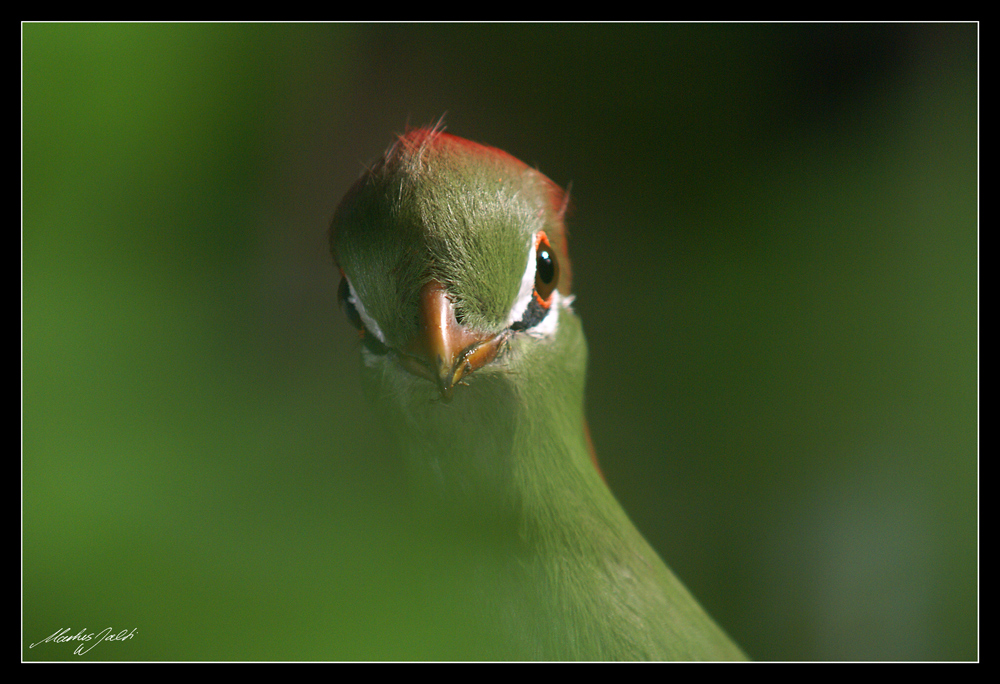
[331, 127, 574, 401]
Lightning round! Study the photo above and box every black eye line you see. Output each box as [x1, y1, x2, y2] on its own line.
[339, 277, 391, 356]
[338, 278, 364, 330]
[509, 293, 549, 332]
[361, 329, 390, 355]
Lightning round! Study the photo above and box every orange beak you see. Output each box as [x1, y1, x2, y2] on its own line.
[399, 280, 508, 400]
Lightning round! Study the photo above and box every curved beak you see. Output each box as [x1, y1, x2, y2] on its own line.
[399, 280, 507, 400]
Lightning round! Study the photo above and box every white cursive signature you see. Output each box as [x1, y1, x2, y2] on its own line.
[30, 627, 138, 656]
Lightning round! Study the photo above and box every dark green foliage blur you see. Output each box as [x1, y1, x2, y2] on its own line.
[23, 23, 977, 660]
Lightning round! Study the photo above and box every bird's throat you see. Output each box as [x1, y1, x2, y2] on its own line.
[363, 307, 593, 522]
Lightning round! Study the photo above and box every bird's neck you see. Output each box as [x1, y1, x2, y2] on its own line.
[368, 311, 663, 652]
[371, 309, 604, 529]
[363, 310, 745, 659]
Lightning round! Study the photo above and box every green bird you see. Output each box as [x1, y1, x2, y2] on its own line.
[330, 127, 746, 661]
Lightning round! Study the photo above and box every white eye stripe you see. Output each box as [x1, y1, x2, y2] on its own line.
[505, 232, 565, 337]
[345, 278, 388, 345]
[505, 236, 539, 328]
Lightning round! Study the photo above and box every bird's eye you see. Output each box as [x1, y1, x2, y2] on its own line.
[534, 231, 560, 304]
[338, 276, 364, 331]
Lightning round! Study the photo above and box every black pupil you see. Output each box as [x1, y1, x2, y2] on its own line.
[537, 248, 555, 284]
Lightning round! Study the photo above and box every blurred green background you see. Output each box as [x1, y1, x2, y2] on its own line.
[22, 23, 977, 661]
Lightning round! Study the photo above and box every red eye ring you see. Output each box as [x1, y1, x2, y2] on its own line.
[533, 231, 559, 306]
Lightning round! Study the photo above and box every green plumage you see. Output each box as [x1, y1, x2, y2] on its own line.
[333, 131, 564, 343]
[331, 128, 746, 661]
